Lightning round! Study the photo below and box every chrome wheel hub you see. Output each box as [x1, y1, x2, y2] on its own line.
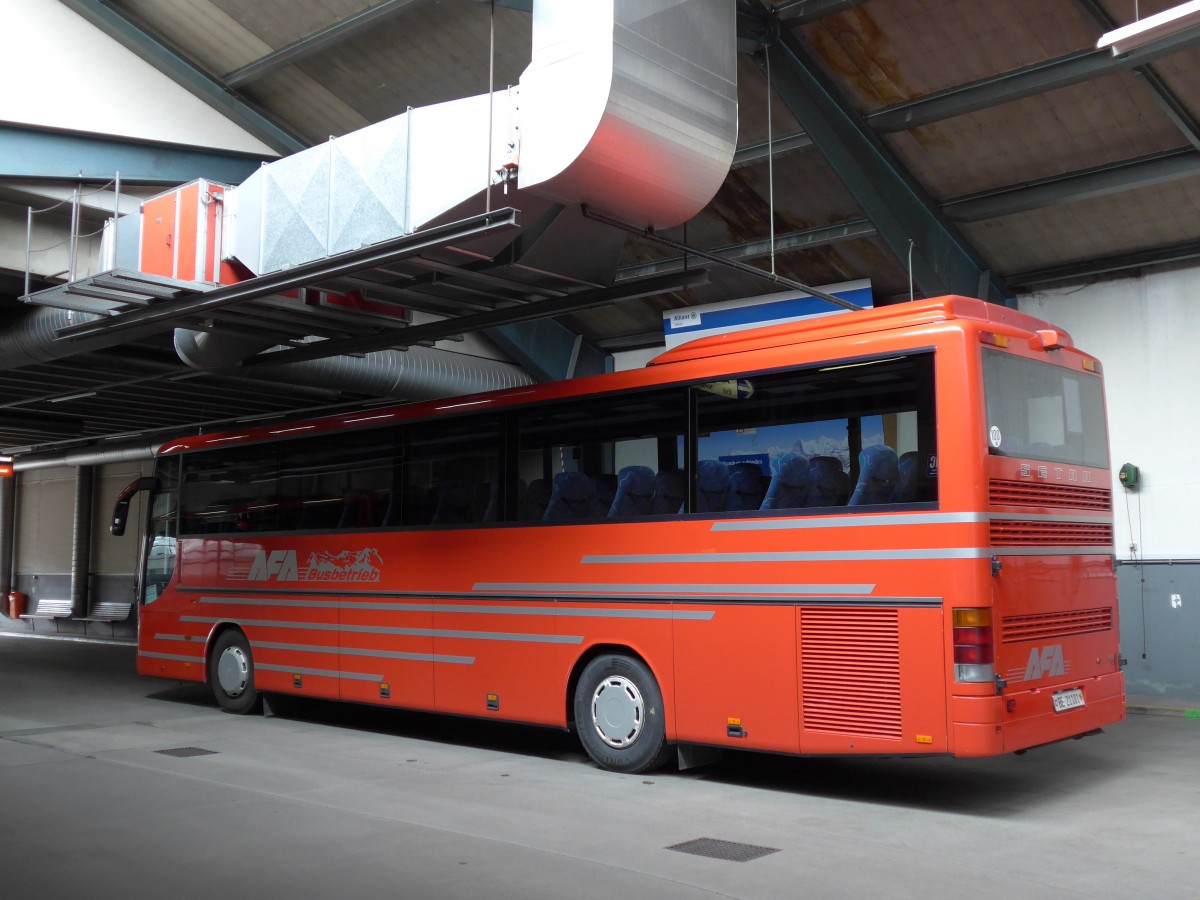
[217, 646, 249, 697]
[591, 675, 644, 749]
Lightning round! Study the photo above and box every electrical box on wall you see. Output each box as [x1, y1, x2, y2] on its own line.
[1119, 463, 1140, 489]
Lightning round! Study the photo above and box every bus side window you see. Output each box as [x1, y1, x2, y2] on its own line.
[516, 390, 687, 522]
[402, 416, 501, 528]
[693, 353, 938, 514]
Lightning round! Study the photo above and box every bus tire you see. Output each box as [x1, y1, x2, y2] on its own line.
[209, 629, 261, 715]
[574, 654, 672, 774]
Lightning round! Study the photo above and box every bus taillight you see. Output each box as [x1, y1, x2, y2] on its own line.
[953, 608, 995, 683]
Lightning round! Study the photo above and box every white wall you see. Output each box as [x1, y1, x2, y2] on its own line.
[0, 0, 276, 155]
[1020, 263, 1200, 561]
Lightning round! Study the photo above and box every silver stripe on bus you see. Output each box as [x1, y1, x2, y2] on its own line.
[180, 616, 584, 644]
[713, 512, 987, 531]
[139, 650, 205, 663]
[257, 663, 382, 682]
[197, 596, 716, 618]
[471, 582, 873, 596]
[712, 512, 1113, 531]
[252, 640, 474, 665]
[583, 546, 1113, 564]
[986, 513, 1115, 524]
[990, 546, 1114, 556]
[153, 633, 194, 642]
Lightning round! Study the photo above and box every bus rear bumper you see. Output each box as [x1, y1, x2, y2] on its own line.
[950, 670, 1126, 757]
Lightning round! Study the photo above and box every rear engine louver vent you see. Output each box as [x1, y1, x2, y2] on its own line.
[1002, 608, 1113, 644]
[989, 479, 1111, 510]
[800, 608, 901, 740]
[989, 519, 1113, 546]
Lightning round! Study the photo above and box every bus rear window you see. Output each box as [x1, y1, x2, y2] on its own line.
[982, 348, 1108, 468]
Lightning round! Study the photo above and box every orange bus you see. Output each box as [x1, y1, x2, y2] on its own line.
[115, 296, 1125, 773]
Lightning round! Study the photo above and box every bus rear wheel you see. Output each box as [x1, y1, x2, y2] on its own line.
[209, 629, 261, 714]
[574, 654, 671, 774]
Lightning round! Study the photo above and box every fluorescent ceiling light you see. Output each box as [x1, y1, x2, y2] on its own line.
[1096, 0, 1200, 55]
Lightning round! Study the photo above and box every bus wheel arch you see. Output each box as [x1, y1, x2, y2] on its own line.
[568, 646, 673, 774]
[207, 625, 262, 715]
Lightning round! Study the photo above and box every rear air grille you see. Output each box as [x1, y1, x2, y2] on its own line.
[989, 519, 1113, 546]
[1002, 608, 1113, 644]
[800, 608, 901, 740]
[989, 479, 1111, 510]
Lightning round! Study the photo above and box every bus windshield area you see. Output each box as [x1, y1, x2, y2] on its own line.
[982, 348, 1108, 468]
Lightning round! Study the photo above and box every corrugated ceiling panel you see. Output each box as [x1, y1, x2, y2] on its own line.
[737, 55, 803, 147]
[237, 70, 371, 143]
[290, 4, 531, 126]
[209, 0, 376, 48]
[798, 0, 1096, 113]
[885, 71, 1191, 199]
[962, 175, 1200, 273]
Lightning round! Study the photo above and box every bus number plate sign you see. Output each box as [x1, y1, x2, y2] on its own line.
[1052, 688, 1085, 713]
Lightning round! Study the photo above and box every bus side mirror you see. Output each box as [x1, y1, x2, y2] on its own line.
[111, 476, 158, 536]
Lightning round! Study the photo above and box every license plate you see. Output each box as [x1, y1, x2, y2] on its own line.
[1052, 688, 1085, 712]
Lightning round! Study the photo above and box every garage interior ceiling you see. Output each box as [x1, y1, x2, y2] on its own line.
[2, 0, 1198, 456]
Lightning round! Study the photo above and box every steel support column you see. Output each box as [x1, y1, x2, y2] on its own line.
[71, 466, 94, 619]
[760, 28, 1011, 304]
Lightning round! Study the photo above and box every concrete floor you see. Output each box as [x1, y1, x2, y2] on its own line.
[1, 634, 1196, 900]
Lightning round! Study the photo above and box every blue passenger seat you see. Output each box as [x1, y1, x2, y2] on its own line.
[761, 452, 809, 510]
[431, 481, 477, 524]
[589, 474, 618, 518]
[651, 468, 686, 515]
[890, 451, 919, 503]
[523, 478, 551, 521]
[806, 456, 848, 507]
[848, 444, 899, 506]
[609, 465, 655, 517]
[696, 460, 731, 513]
[543, 471, 594, 520]
[728, 463, 766, 510]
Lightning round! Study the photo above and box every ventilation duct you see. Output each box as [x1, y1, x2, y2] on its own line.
[174, 328, 534, 397]
[225, 0, 737, 275]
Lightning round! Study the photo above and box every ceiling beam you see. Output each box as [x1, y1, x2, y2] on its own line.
[867, 23, 1200, 133]
[0, 123, 271, 186]
[731, 131, 814, 168]
[223, 0, 426, 88]
[243, 269, 710, 369]
[1072, 0, 1200, 152]
[617, 219, 877, 280]
[943, 149, 1200, 222]
[773, 0, 870, 24]
[760, 24, 1011, 304]
[58, 0, 306, 155]
[1008, 238, 1200, 289]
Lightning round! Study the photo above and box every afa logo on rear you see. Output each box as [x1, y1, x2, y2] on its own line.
[1024, 643, 1065, 680]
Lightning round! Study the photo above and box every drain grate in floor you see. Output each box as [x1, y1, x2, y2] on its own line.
[155, 747, 218, 758]
[666, 838, 781, 863]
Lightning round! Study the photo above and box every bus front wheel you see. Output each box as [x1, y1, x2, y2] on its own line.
[574, 654, 671, 774]
[209, 629, 261, 714]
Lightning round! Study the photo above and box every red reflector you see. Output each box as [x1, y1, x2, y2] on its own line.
[953, 625, 994, 664]
[953, 625, 992, 645]
[954, 644, 994, 665]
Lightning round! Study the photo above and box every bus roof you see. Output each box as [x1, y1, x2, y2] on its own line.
[157, 296, 1075, 457]
[649, 295, 1073, 365]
